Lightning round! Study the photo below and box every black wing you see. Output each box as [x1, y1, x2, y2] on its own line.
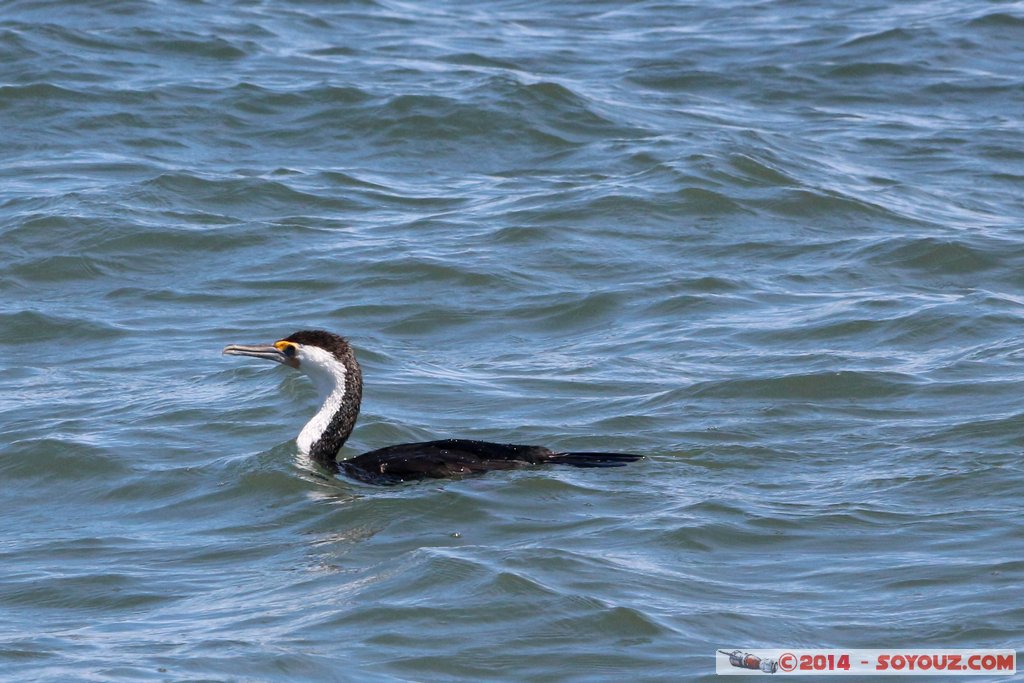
[341, 439, 553, 484]
[338, 438, 642, 485]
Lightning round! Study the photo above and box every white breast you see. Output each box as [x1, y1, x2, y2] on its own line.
[294, 345, 348, 454]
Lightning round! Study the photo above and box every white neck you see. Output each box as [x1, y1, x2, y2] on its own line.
[295, 347, 348, 455]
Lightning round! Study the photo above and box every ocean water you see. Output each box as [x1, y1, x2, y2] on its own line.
[2, 0, 1023, 680]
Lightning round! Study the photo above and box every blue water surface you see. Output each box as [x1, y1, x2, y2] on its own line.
[1, 1, 1022, 680]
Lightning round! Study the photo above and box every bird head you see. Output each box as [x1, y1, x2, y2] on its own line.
[223, 330, 357, 382]
[223, 330, 363, 459]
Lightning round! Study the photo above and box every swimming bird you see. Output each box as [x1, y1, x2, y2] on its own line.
[223, 330, 642, 484]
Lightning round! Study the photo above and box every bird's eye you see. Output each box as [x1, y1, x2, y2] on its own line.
[283, 344, 296, 357]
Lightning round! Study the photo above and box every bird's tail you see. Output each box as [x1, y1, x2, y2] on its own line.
[547, 452, 643, 468]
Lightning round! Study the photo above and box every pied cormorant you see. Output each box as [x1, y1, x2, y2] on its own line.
[224, 330, 642, 484]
